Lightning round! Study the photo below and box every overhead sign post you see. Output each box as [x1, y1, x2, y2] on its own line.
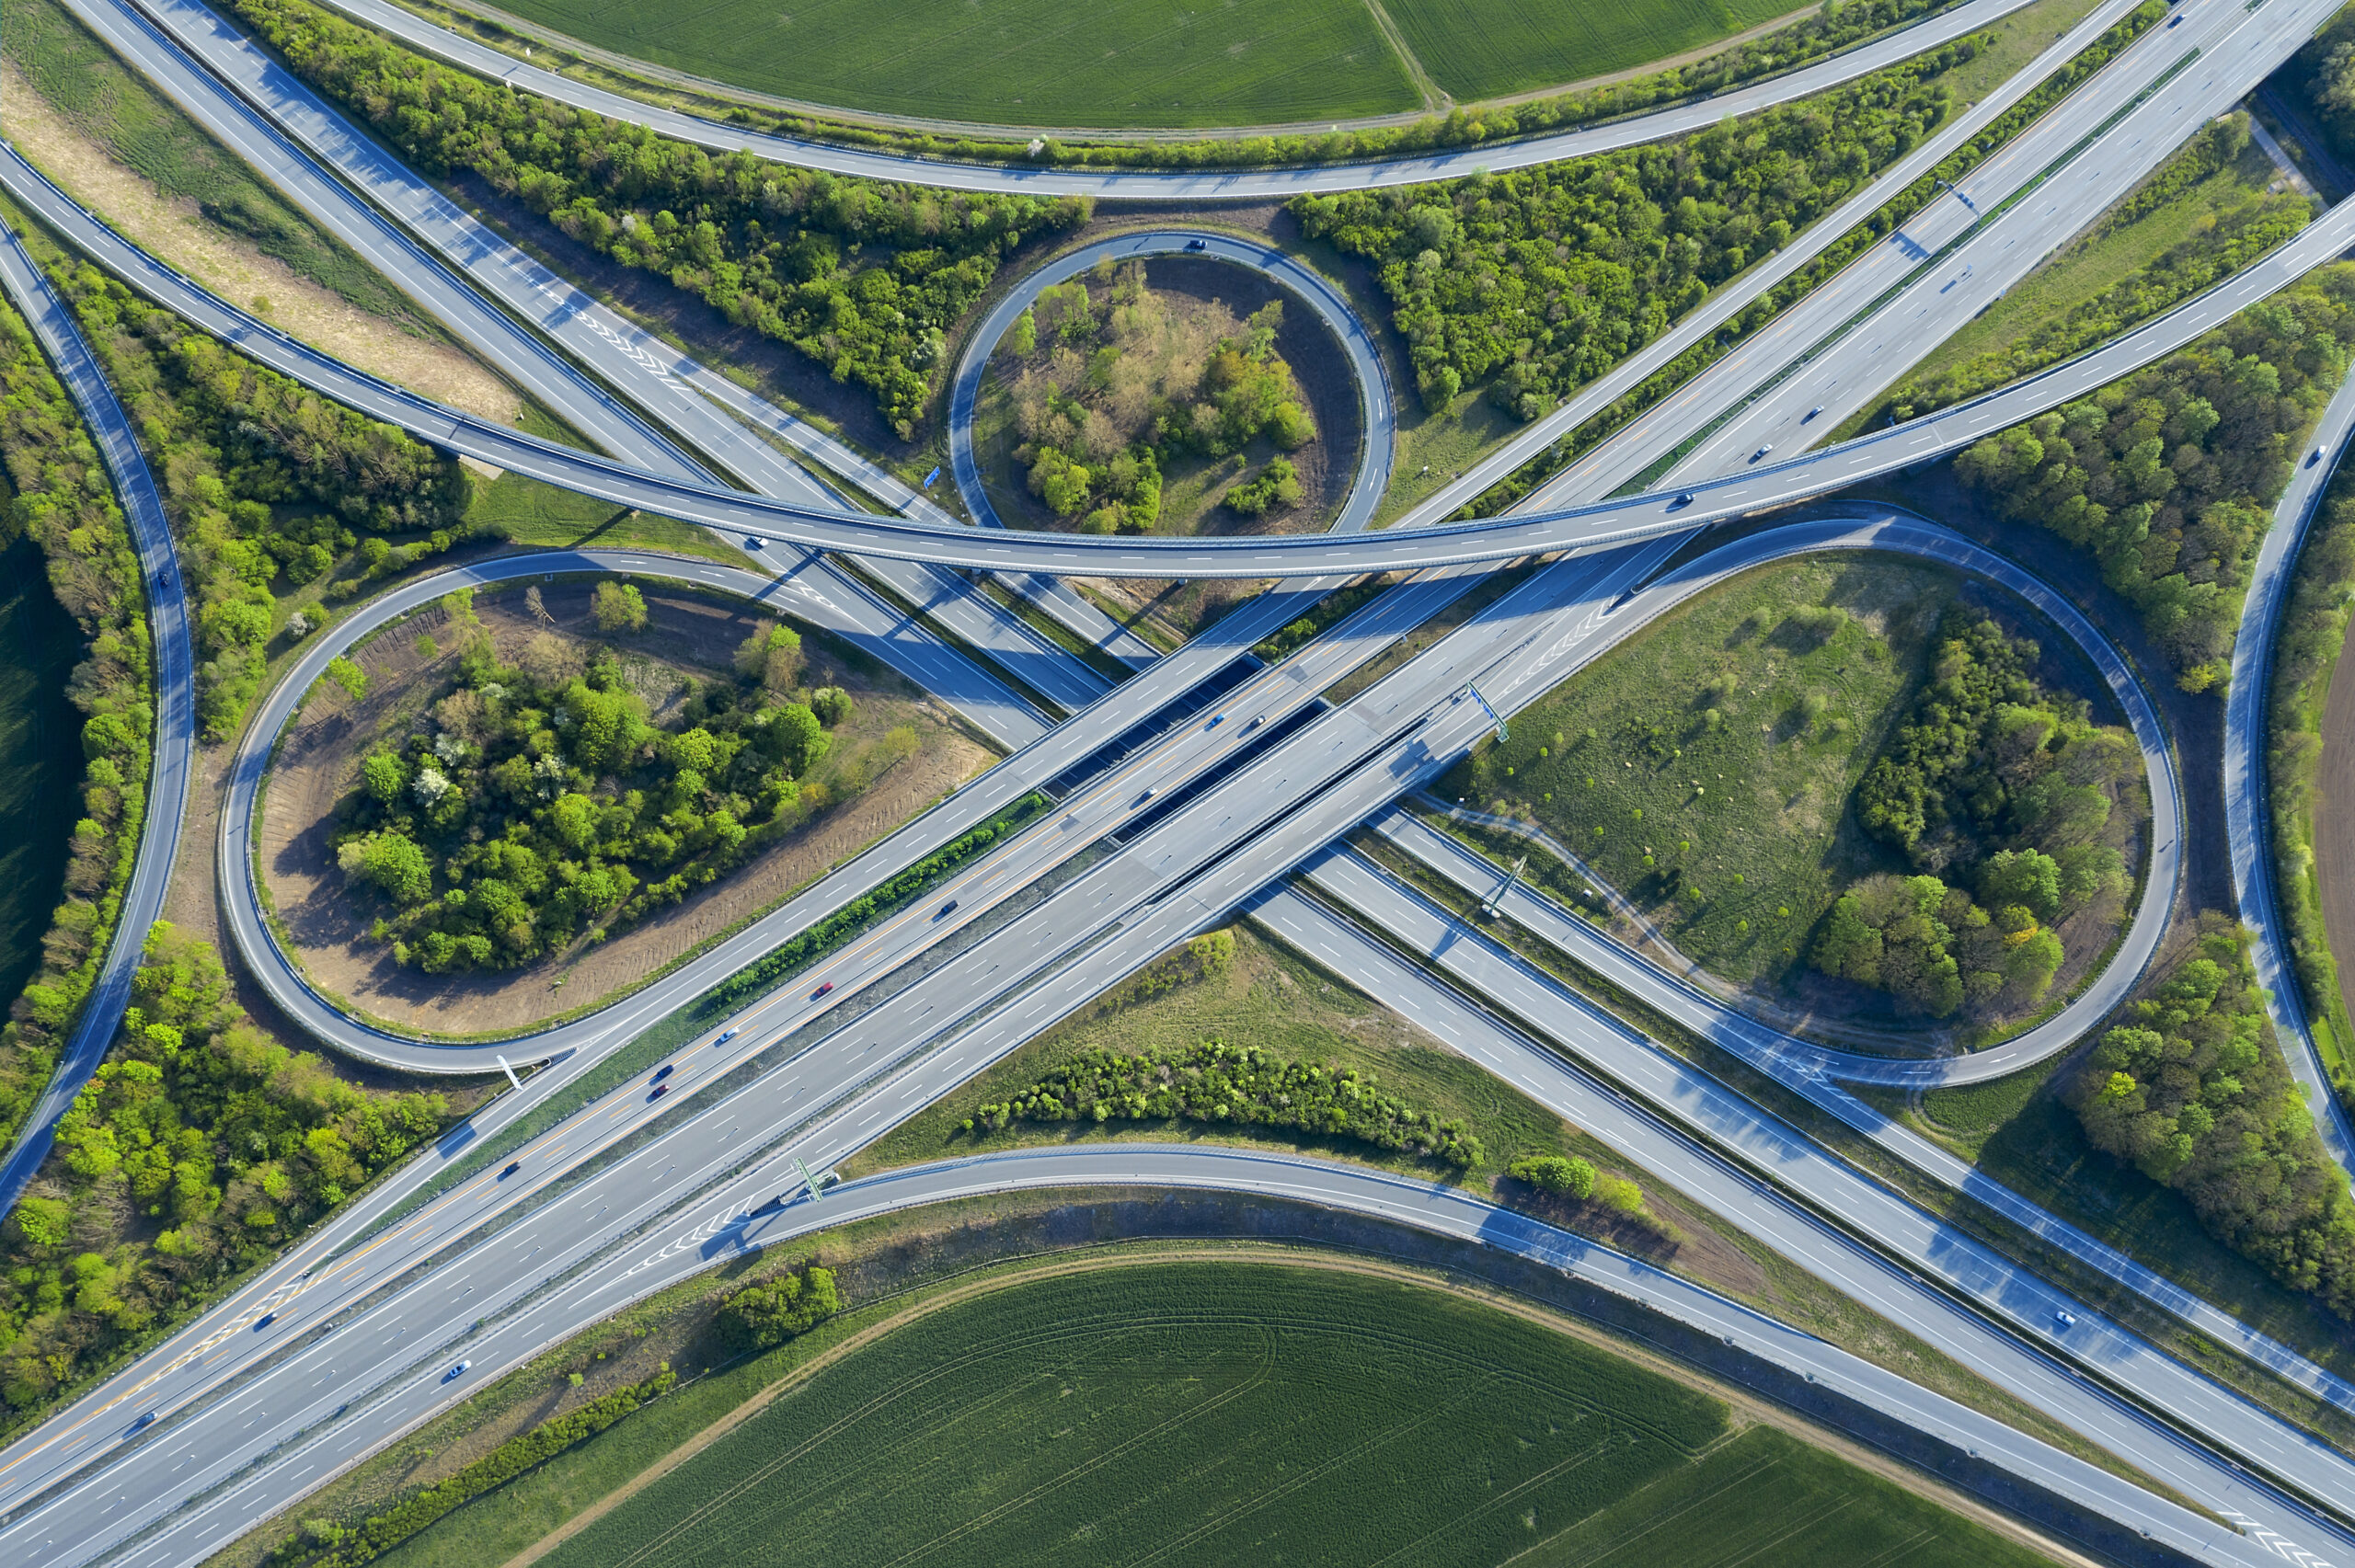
[1467, 683, 1507, 741]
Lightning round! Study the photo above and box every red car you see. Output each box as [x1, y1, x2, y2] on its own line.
[649, 1083, 669, 1102]
[811, 981, 833, 1000]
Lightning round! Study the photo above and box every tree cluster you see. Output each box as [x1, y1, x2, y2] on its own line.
[1812, 614, 2135, 1017]
[1953, 269, 2355, 691]
[1004, 264, 1314, 532]
[1292, 42, 1975, 416]
[48, 257, 472, 738]
[333, 598, 876, 972]
[2069, 915, 2355, 1320]
[261, 1369, 676, 1568]
[0, 290, 154, 1159]
[225, 0, 1089, 440]
[1887, 118, 2313, 421]
[715, 1259, 840, 1351]
[962, 1038, 1486, 1168]
[0, 925, 448, 1414]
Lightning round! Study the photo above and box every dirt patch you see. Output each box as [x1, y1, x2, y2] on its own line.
[0, 61, 520, 426]
[258, 582, 993, 1036]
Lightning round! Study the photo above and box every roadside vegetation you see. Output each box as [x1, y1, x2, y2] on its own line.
[0, 287, 156, 1159]
[0, 926, 454, 1425]
[1953, 267, 2355, 692]
[1876, 115, 2315, 422]
[992, 260, 1315, 532]
[2262, 448, 2355, 1113]
[224, 0, 1090, 441]
[39, 253, 477, 741]
[854, 922, 1656, 1209]
[1294, 6, 2160, 426]
[329, 589, 899, 974]
[2065, 915, 2355, 1320]
[1438, 557, 2142, 1025]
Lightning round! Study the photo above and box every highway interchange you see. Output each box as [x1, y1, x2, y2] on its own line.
[4, 0, 2355, 1562]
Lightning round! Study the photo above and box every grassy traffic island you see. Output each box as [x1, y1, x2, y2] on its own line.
[1436, 554, 2149, 1043]
[257, 578, 997, 1038]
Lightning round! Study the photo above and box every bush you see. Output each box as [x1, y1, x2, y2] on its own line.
[715, 1259, 839, 1351]
[591, 580, 647, 633]
[1508, 1153, 1596, 1197]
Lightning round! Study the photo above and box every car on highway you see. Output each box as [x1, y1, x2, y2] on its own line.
[252, 1313, 275, 1332]
[1667, 492, 1695, 510]
[443, 1360, 471, 1381]
[1803, 406, 1824, 423]
[651, 1063, 674, 1082]
[742, 536, 764, 549]
[648, 1083, 670, 1102]
[1184, 237, 1207, 251]
[715, 1028, 739, 1046]
[1751, 443, 1774, 463]
[1245, 715, 1268, 731]
[498, 1162, 522, 1179]
[1204, 714, 1223, 731]
[2167, 10, 2182, 22]
[935, 899, 959, 921]
[2054, 1310, 2077, 1332]
[811, 980, 833, 999]
[127, 1412, 154, 1434]
[2311, 448, 2326, 467]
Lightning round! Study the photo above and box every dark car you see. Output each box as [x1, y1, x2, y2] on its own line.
[742, 535, 764, 549]
[1204, 715, 1224, 731]
[499, 1161, 522, 1180]
[2311, 448, 2326, 467]
[1667, 492, 1695, 511]
[128, 1412, 155, 1434]
[1802, 406, 1824, 423]
[253, 1312, 276, 1332]
[649, 1083, 670, 1102]
[651, 1063, 674, 1082]
[811, 980, 833, 999]
[1184, 237, 1208, 251]
[935, 899, 959, 921]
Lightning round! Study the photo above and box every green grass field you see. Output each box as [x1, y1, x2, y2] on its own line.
[0, 535, 81, 1013]
[1389, 0, 1800, 102]
[476, 0, 1415, 128]
[1439, 556, 1952, 990]
[851, 921, 1603, 1185]
[3, 0, 441, 332]
[518, 1263, 2053, 1568]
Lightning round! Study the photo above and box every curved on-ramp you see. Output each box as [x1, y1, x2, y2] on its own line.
[947, 229, 1394, 536]
[304, 0, 2051, 197]
[0, 220, 195, 1216]
[8, 137, 2355, 578]
[2225, 359, 2355, 1187]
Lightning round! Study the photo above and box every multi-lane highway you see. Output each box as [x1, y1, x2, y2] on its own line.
[0, 223, 195, 1217]
[81, 0, 1097, 723]
[11, 0, 2355, 1556]
[11, 121, 2355, 577]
